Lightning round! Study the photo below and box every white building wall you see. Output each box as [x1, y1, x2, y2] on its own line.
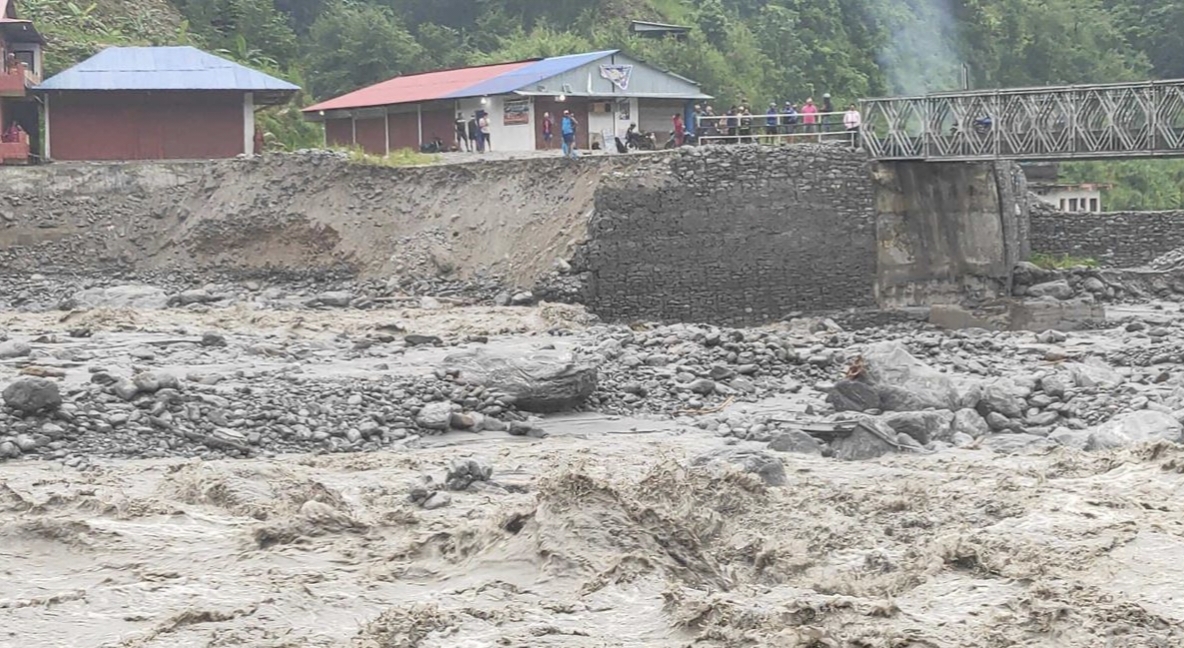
[456, 95, 536, 152]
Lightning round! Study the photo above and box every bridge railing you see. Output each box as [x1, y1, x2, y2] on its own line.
[860, 80, 1184, 160]
[695, 112, 860, 147]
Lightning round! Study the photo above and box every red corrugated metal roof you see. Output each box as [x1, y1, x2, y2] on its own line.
[305, 60, 538, 113]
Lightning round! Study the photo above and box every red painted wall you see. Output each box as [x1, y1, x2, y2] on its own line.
[420, 108, 454, 150]
[354, 117, 386, 155]
[388, 113, 418, 152]
[48, 91, 245, 161]
[325, 118, 352, 147]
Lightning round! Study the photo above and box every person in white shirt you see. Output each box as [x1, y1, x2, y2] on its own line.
[843, 104, 862, 147]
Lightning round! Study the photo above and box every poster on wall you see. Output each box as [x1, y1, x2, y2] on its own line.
[616, 98, 631, 120]
[504, 99, 530, 125]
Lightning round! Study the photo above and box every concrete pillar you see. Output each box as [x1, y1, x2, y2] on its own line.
[243, 92, 255, 155]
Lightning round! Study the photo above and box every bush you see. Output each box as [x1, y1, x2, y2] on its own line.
[1030, 252, 1099, 270]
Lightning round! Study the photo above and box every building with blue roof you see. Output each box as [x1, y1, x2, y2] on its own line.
[37, 46, 299, 161]
[304, 50, 711, 154]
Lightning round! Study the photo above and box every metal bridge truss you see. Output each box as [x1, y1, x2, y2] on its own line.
[861, 80, 1184, 161]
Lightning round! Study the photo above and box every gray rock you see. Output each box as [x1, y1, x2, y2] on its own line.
[133, 371, 180, 394]
[831, 419, 901, 461]
[177, 288, 218, 305]
[1050, 427, 1091, 450]
[419, 296, 443, 310]
[976, 379, 1026, 419]
[449, 412, 477, 430]
[404, 334, 443, 347]
[72, 285, 169, 310]
[1027, 280, 1074, 300]
[767, 430, 823, 456]
[446, 458, 494, 490]
[1088, 410, 1184, 450]
[113, 379, 140, 401]
[416, 402, 454, 431]
[0, 340, 31, 359]
[826, 379, 881, 412]
[1036, 330, 1067, 344]
[201, 332, 227, 347]
[0, 441, 19, 459]
[2, 378, 62, 414]
[687, 378, 716, 395]
[1040, 373, 1069, 399]
[315, 291, 354, 308]
[422, 491, 452, 510]
[860, 342, 960, 412]
[954, 408, 991, 438]
[510, 291, 535, 306]
[442, 347, 598, 413]
[693, 449, 786, 486]
[14, 434, 39, 452]
[1082, 277, 1106, 293]
[883, 409, 955, 445]
[1065, 359, 1123, 390]
[1027, 411, 1060, 427]
[983, 433, 1055, 454]
[986, 411, 1014, 432]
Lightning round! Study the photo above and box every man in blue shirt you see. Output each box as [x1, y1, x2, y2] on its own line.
[560, 110, 579, 158]
[765, 103, 780, 143]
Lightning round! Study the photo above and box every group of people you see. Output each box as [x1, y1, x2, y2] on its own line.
[454, 111, 492, 153]
[540, 110, 581, 158]
[680, 93, 863, 146]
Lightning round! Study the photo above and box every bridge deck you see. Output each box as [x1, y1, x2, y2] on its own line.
[860, 79, 1184, 161]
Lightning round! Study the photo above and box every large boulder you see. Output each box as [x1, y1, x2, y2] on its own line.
[0, 340, 31, 359]
[883, 409, 955, 445]
[858, 342, 960, 412]
[831, 419, 902, 461]
[1064, 359, 1123, 390]
[1088, 411, 1184, 450]
[1026, 280, 1075, 300]
[954, 408, 991, 438]
[767, 430, 823, 456]
[442, 348, 598, 413]
[826, 379, 881, 413]
[3, 378, 62, 415]
[976, 379, 1027, 420]
[70, 285, 169, 310]
[693, 449, 786, 486]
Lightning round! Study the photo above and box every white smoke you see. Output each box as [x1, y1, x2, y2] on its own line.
[874, 0, 964, 96]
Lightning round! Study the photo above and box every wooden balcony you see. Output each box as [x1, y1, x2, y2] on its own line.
[0, 63, 30, 97]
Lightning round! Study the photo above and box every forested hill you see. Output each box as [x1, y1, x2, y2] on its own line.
[18, 0, 1184, 207]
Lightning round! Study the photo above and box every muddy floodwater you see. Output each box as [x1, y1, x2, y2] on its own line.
[4, 426, 1184, 647]
[2, 303, 1184, 647]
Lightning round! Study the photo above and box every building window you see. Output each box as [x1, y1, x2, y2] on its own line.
[13, 50, 34, 73]
[1090, 198, 1099, 212]
[1069, 198, 1078, 211]
[1059, 199, 1066, 210]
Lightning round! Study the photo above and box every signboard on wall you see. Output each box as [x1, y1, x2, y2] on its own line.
[504, 99, 530, 125]
[600, 65, 634, 91]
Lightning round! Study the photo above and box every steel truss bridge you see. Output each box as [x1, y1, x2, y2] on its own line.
[860, 79, 1184, 161]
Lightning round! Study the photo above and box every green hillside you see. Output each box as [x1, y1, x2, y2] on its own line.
[17, 0, 1184, 208]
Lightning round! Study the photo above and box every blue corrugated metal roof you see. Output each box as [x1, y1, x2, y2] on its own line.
[444, 50, 619, 99]
[36, 46, 299, 92]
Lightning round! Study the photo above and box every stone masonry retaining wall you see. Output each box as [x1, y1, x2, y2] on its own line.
[574, 145, 878, 325]
[1029, 207, 1184, 268]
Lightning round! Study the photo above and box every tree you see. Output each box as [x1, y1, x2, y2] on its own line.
[304, 2, 424, 99]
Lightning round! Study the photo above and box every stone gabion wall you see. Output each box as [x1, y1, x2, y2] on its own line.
[1029, 206, 1184, 268]
[574, 145, 878, 325]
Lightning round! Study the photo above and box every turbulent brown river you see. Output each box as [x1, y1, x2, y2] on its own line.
[2, 305, 1184, 647]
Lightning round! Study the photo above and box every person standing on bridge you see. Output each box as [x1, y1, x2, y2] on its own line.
[844, 104, 862, 148]
[765, 103, 780, 143]
[801, 98, 819, 135]
[821, 94, 835, 132]
[542, 112, 554, 149]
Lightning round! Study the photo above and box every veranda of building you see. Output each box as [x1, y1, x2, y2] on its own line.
[303, 50, 712, 153]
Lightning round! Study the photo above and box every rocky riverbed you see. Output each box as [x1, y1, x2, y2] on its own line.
[3, 283, 1184, 646]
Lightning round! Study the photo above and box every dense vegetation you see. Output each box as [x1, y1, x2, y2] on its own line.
[17, 0, 1184, 208]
